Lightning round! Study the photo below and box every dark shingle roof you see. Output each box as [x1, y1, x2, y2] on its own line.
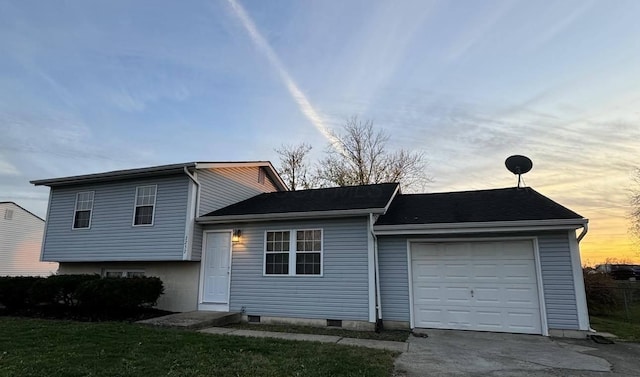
[375, 187, 583, 226]
[203, 183, 399, 217]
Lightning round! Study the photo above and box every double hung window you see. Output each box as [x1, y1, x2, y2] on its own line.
[264, 229, 323, 276]
[73, 191, 94, 229]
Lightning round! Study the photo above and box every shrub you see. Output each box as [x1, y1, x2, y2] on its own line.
[0, 275, 164, 319]
[0, 276, 44, 311]
[30, 274, 100, 307]
[75, 276, 164, 315]
[584, 271, 619, 315]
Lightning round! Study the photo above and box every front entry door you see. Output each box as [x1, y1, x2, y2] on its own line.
[202, 232, 231, 304]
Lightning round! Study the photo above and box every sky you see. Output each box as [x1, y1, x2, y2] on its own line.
[1, 0, 639, 264]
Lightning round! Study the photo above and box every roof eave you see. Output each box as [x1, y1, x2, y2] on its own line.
[197, 207, 387, 224]
[30, 163, 197, 187]
[374, 218, 588, 235]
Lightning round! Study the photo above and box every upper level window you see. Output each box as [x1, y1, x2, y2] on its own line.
[73, 191, 94, 229]
[264, 229, 323, 276]
[133, 185, 156, 226]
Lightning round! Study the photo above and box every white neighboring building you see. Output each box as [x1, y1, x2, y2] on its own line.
[0, 202, 57, 276]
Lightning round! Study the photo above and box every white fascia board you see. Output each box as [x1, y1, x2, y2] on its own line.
[196, 208, 386, 224]
[374, 218, 588, 235]
[195, 162, 271, 169]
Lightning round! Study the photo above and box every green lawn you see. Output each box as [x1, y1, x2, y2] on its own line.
[0, 317, 397, 377]
[227, 323, 410, 342]
[590, 302, 640, 342]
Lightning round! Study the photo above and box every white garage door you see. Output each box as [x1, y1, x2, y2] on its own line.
[411, 240, 543, 334]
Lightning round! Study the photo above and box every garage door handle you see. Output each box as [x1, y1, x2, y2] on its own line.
[470, 289, 474, 298]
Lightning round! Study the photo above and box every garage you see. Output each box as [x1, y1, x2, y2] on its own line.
[410, 240, 543, 335]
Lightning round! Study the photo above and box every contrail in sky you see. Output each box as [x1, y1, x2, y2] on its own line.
[227, 0, 339, 147]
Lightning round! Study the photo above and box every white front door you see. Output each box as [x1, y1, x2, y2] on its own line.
[411, 240, 543, 334]
[202, 232, 231, 304]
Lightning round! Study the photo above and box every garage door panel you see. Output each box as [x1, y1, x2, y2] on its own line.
[415, 308, 446, 327]
[411, 240, 542, 335]
[443, 263, 470, 279]
[474, 287, 500, 304]
[446, 309, 472, 327]
[444, 287, 472, 304]
[412, 261, 441, 278]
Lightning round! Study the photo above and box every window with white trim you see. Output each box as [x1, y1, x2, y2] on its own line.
[133, 185, 156, 226]
[295, 230, 322, 275]
[104, 269, 145, 278]
[73, 191, 94, 229]
[264, 229, 322, 276]
[265, 231, 290, 275]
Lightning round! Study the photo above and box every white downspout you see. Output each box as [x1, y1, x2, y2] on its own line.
[183, 167, 201, 261]
[370, 213, 383, 326]
[575, 221, 595, 333]
[577, 221, 588, 243]
[184, 167, 200, 214]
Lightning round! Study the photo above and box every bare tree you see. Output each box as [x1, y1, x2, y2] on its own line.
[275, 143, 313, 191]
[316, 116, 430, 190]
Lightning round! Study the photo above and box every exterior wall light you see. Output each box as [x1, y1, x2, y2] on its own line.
[232, 229, 242, 243]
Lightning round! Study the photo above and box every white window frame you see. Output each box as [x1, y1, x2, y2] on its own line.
[132, 185, 157, 227]
[263, 228, 323, 277]
[72, 191, 94, 230]
[103, 269, 146, 278]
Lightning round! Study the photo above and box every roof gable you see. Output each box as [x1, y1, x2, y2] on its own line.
[0, 202, 45, 222]
[375, 187, 583, 226]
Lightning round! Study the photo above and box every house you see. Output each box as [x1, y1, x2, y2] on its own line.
[31, 162, 590, 337]
[0, 202, 58, 276]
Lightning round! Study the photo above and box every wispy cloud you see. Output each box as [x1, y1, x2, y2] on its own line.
[444, 1, 513, 62]
[0, 157, 19, 176]
[226, 0, 338, 146]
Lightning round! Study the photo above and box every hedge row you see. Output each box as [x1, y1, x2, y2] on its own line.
[0, 274, 164, 315]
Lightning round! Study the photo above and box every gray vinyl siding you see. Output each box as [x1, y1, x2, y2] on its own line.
[537, 233, 579, 330]
[191, 167, 279, 260]
[197, 167, 278, 216]
[376, 232, 580, 330]
[43, 175, 189, 262]
[208, 217, 370, 321]
[378, 236, 410, 321]
[0, 203, 57, 276]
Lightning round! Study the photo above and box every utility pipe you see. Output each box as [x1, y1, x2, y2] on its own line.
[370, 213, 383, 329]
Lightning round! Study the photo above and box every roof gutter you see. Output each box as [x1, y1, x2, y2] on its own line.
[374, 218, 589, 235]
[577, 222, 589, 243]
[30, 163, 197, 187]
[197, 207, 387, 224]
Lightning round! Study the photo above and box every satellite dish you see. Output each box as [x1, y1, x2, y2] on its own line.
[505, 155, 533, 188]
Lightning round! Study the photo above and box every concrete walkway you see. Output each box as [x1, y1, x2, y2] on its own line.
[137, 311, 241, 329]
[394, 329, 626, 377]
[198, 327, 409, 352]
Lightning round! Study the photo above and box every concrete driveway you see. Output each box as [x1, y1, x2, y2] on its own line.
[394, 330, 640, 376]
